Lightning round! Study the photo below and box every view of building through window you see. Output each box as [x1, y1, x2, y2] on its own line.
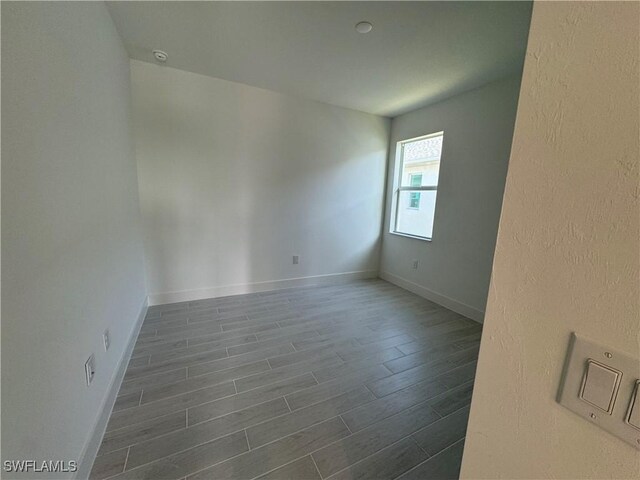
[409, 174, 422, 208]
[393, 132, 443, 239]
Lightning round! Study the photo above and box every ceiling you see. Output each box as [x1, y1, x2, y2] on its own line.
[106, 1, 532, 117]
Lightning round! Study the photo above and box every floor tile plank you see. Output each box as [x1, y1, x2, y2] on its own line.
[188, 373, 318, 425]
[285, 365, 392, 411]
[247, 385, 375, 448]
[149, 335, 257, 364]
[341, 378, 448, 433]
[98, 412, 186, 456]
[324, 437, 427, 480]
[107, 381, 236, 431]
[141, 361, 271, 404]
[188, 344, 295, 377]
[235, 354, 343, 393]
[187, 417, 350, 480]
[89, 448, 128, 480]
[312, 400, 439, 478]
[110, 431, 248, 480]
[427, 381, 475, 417]
[113, 392, 141, 412]
[412, 406, 470, 456]
[255, 456, 321, 480]
[126, 398, 289, 470]
[396, 439, 465, 480]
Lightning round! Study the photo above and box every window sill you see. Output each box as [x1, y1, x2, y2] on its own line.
[389, 231, 432, 242]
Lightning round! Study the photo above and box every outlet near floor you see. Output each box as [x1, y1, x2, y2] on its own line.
[85, 354, 96, 386]
[103, 329, 110, 351]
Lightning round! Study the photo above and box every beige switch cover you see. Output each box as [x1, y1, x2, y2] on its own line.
[579, 360, 621, 413]
[626, 380, 640, 430]
[557, 333, 640, 449]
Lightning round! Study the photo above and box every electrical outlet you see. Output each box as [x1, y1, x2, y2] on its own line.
[85, 354, 96, 386]
[103, 329, 110, 351]
[412, 259, 419, 270]
[293, 255, 299, 265]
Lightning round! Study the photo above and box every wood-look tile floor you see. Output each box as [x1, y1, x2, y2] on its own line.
[91, 279, 482, 480]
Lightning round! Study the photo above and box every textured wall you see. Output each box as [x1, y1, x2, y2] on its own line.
[2, 3, 147, 476]
[461, 2, 640, 478]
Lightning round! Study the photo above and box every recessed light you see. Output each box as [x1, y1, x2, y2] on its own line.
[152, 50, 168, 63]
[355, 21, 373, 34]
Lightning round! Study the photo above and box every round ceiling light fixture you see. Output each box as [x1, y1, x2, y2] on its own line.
[355, 21, 373, 34]
[152, 50, 168, 63]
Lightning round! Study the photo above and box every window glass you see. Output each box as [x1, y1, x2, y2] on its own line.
[392, 132, 443, 239]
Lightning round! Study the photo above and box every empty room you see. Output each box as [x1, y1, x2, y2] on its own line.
[2, 1, 638, 480]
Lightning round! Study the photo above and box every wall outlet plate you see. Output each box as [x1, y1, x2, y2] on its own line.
[85, 354, 96, 386]
[293, 255, 299, 265]
[103, 329, 110, 351]
[557, 333, 640, 449]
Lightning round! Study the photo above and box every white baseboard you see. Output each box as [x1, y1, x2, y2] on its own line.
[75, 297, 148, 479]
[147, 270, 379, 306]
[379, 271, 485, 323]
[149, 270, 378, 306]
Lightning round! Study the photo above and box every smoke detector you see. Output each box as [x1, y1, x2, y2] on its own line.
[152, 50, 168, 63]
[355, 22, 373, 34]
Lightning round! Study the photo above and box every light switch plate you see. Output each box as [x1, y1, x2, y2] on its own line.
[558, 333, 640, 449]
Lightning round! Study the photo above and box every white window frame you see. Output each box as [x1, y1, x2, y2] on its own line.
[390, 131, 444, 241]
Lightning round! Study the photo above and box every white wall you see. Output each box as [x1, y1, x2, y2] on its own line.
[462, 2, 639, 478]
[379, 76, 522, 321]
[1, 3, 147, 477]
[130, 61, 390, 305]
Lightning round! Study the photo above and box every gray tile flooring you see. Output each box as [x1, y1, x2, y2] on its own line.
[91, 279, 481, 480]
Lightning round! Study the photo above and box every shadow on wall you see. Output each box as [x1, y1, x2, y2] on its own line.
[133, 69, 389, 300]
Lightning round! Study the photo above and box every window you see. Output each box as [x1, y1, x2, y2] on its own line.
[392, 132, 443, 240]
